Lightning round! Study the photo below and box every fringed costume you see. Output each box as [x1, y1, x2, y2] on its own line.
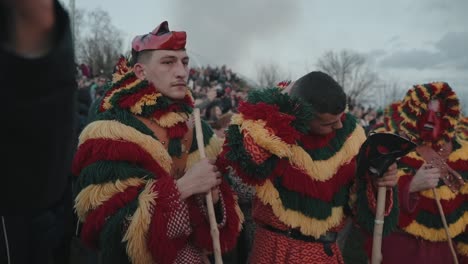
[219, 87, 398, 263]
[379, 82, 468, 263]
[72, 34, 243, 263]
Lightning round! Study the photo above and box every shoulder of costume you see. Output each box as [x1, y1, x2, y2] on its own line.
[231, 87, 314, 144]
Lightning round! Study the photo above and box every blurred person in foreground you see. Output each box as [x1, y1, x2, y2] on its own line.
[0, 0, 77, 263]
[72, 21, 243, 264]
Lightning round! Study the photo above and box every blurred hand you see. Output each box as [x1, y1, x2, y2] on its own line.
[409, 162, 441, 193]
[177, 158, 222, 200]
[374, 163, 398, 188]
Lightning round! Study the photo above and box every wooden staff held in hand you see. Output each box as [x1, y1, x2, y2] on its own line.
[193, 108, 223, 264]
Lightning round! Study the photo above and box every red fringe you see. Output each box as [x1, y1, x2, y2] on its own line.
[277, 158, 356, 202]
[80, 185, 143, 249]
[238, 101, 301, 144]
[72, 139, 169, 179]
[417, 193, 465, 215]
[400, 156, 424, 169]
[167, 122, 188, 138]
[99, 75, 139, 112]
[398, 175, 417, 227]
[190, 180, 242, 253]
[300, 131, 336, 149]
[147, 176, 188, 264]
[449, 159, 468, 171]
[216, 145, 268, 185]
[117, 86, 157, 110]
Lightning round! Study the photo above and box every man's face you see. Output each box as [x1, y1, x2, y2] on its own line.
[417, 99, 444, 142]
[309, 112, 345, 135]
[138, 49, 189, 100]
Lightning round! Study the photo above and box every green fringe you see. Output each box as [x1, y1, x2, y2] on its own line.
[96, 109, 156, 139]
[274, 177, 351, 220]
[460, 170, 468, 181]
[246, 88, 314, 134]
[355, 181, 400, 236]
[99, 198, 139, 264]
[413, 203, 468, 229]
[74, 161, 153, 198]
[109, 80, 151, 112]
[140, 93, 193, 117]
[168, 138, 182, 157]
[189, 119, 214, 153]
[225, 125, 277, 181]
[454, 232, 468, 243]
[453, 137, 462, 152]
[304, 113, 357, 161]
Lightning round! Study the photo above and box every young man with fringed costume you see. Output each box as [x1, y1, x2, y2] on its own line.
[218, 72, 399, 263]
[72, 21, 243, 264]
[377, 82, 468, 263]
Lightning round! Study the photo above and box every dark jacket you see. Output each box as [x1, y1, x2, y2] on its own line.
[0, 1, 77, 215]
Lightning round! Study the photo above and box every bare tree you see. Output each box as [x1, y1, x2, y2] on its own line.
[75, 9, 123, 77]
[316, 50, 379, 106]
[256, 63, 289, 88]
[379, 81, 405, 107]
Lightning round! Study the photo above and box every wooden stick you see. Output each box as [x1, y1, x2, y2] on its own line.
[193, 108, 223, 264]
[371, 186, 386, 264]
[432, 188, 459, 264]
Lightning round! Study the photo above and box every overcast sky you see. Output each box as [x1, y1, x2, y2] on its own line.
[68, 0, 468, 111]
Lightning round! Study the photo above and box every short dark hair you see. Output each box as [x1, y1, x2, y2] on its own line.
[129, 49, 153, 66]
[290, 71, 346, 115]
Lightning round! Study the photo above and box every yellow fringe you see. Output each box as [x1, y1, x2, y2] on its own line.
[102, 78, 142, 111]
[129, 93, 160, 115]
[75, 178, 146, 221]
[79, 120, 172, 174]
[449, 139, 468, 162]
[232, 115, 291, 158]
[232, 115, 366, 182]
[457, 241, 468, 256]
[154, 112, 190, 128]
[402, 211, 468, 242]
[123, 180, 157, 264]
[400, 111, 418, 127]
[255, 180, 345, 238]
[186, 136, 223, 169]
[289, 126, 364, 181]
[420, 87, 431, 102]
[419, 184, 468, 200]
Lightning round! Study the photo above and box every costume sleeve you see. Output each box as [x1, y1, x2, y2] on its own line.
[188, 179, 244, 254]
[72, 121, 193, 264]
[185, 126, 244, 254]
[353, 167, 399, 236]
[219, 98, 304, 185]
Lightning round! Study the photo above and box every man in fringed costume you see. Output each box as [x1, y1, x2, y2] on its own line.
[218, 71, 399, 263]
[72, 21, 243, 264]
[378, 82, 468, 263]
